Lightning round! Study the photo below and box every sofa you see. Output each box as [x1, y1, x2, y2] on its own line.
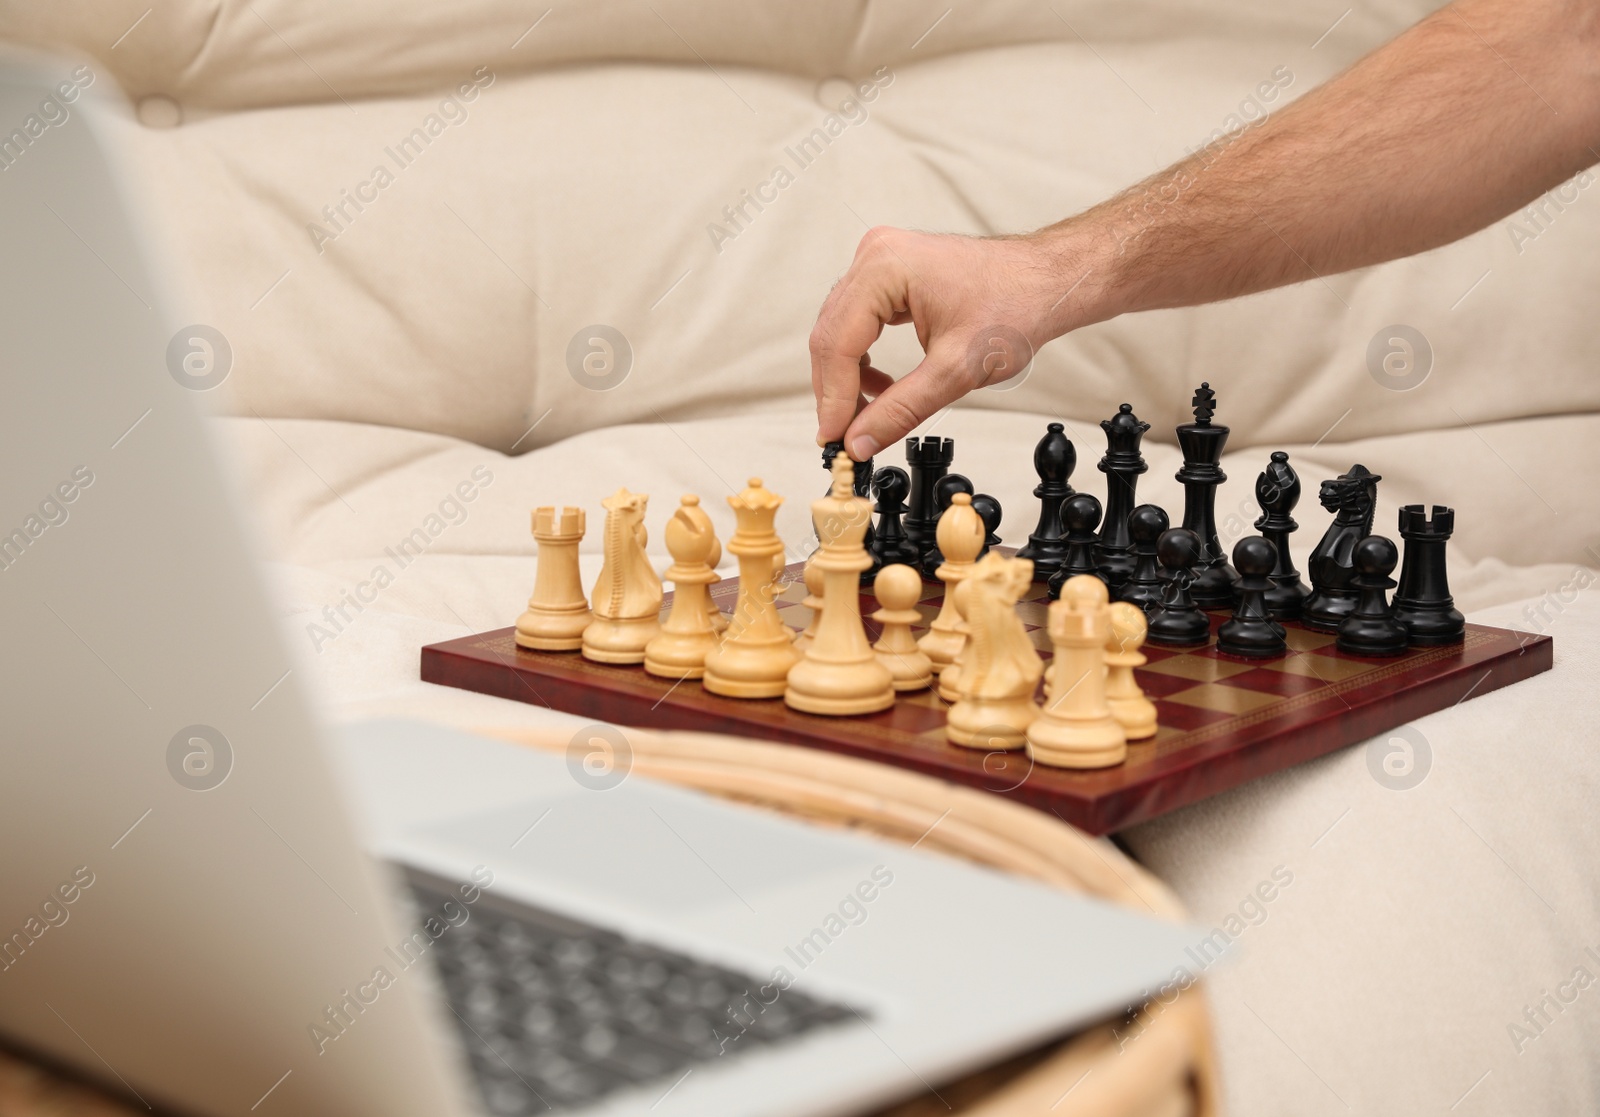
[9, 1, 1598, 1112]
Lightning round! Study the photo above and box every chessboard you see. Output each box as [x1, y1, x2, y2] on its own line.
[420, 553, 1552, 835]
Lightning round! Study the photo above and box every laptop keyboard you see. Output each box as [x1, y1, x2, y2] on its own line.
[406, 872, 860, 1114]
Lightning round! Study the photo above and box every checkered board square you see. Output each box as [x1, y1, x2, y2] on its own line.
[421, 558, 1552, 835]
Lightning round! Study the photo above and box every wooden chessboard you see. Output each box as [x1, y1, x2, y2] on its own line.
[421, 556, 1552, 835]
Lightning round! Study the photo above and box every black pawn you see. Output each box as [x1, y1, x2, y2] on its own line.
[1015, 422, 1076, 582]
[1393, 505, 1466, 645]
[1217, 536, 1287, 658]
[1094, 403, 1151, 592]
[1147, 528, 1212, 646]
[1119, 504, 1169, 615]
[1047, 493, 1103, 599]
[921, 473, 975, 576]
[971, 494, 1003, 558]
[1337, 535, 1409, 656]
[869, 466, 919, 569]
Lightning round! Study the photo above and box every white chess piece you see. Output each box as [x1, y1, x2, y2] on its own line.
[1025, 575, 1127, 768]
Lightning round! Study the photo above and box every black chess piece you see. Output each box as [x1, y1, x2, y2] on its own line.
[1015, 422, 1076, 582]
[1393, 505, 1466, 645]
[1147, 528, 1212, 646]
[1254, 451, 1311, 619]
[1047, 493, 1103, 599]
[1303, 464, 1381, 632]
[1119, 504, 1170, 615]
[1337, 535, 1409, 656]
[822, 441, 878, 583]
[868, 465, 919, 569]
[1217, 536, 1288, 657]
[921, 473, 975, 576]
[971, 493, 1003, 558]
[1175, 383, 1238, 607]
[904, 436, 954, 555]
[1094, 403, 1150, 592]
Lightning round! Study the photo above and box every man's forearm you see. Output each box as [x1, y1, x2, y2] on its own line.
[1046, 0, 1600, 332]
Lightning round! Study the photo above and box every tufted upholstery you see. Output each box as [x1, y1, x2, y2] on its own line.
[7, 0, 1599, 486]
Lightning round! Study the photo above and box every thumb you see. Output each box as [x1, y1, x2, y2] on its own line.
[842, 343, 969, 461]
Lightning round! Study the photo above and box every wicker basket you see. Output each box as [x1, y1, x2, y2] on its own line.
[0, 726, 1220, 1117]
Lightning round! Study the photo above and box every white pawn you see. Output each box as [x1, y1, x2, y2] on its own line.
[871, 564, 933, 691]
[1025, 575, 1127, 769]
[1106, 601, 1158, 740]
[794, 559, 825, 653]
[705, 533, 729, 634]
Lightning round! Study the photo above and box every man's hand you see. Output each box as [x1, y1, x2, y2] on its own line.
[809, 227, 1099, 462]
[810, 0, 1600, 459]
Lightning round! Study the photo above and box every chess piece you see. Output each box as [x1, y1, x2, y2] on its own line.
[793, 558, 826, 653]
[1026, 575, 1128, 769]
[644, 496, 721, 679]
[704, 533, 729, 633]
[972, 493, 1003, 558]
[871, 563, 934, 691]
[1175, 383, 1238, 607]
[946, 553, 1044, 750]
[1254, 451, 1311, 619]
[920, 473, 974, 576]
[916, 492, 986, 670]
[1217, 536, 1287, 657]
[515, 506, 592, 651]
[904, 436, 955, 555]
[1303, 464, 1381, 632]
[786, 457, 896, 715]
[1046, 493, 1102, 599]
[1393, 505, 1466, 645]
[1015, 422, 1076, 582]
[868, 466, 920, 568]
[703, 478, 800, 697]
[1119, 504, 1169, 615]
[1094, 403, 1151, 592]
[1147, 528, 1212, 646]
[820, 440, 879, 585]
[1105, 602, 1158, 740]
[1337, 535, 1410, 656]
[581, 488, 663, 663]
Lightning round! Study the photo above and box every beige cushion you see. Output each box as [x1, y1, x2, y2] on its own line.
[9, 0, 1600, 455]
[220, 412, 1598, 1117]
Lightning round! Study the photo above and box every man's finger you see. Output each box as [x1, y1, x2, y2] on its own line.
[810, 265, 903, 445]
[842, 346, 963, 460]
[859, 363, 895, 397]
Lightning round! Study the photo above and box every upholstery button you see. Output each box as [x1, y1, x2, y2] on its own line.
[814, 76, 858, 112]
[136, 95, 183, 129]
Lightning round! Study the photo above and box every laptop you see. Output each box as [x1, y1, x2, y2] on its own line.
[0, 49, 1199, 1117]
